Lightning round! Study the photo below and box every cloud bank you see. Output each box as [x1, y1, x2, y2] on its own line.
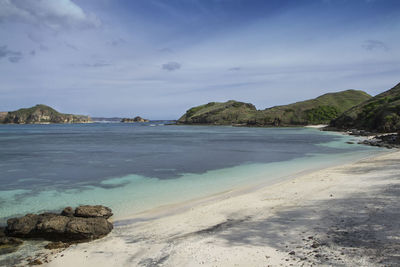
[0, 0, 100, 30]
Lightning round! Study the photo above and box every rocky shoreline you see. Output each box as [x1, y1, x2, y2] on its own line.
[322, 127, 400, 149]
[0, 205, 113, 265]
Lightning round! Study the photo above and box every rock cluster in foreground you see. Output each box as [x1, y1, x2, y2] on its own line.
[1, 205, 113, 255]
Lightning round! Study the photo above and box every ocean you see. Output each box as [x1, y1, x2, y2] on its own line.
[0, 123, 380, 224]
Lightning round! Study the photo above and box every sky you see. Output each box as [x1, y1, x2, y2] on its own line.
[0, 0, 400, 119]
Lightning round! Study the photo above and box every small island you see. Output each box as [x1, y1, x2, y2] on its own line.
[121, 116, 149, 123]
[0, 104, 91, 124]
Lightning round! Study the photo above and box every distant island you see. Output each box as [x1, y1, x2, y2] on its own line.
[177, 89, 371, 127]
[121, 116, 149, 123]
[0, 104, 91, 124]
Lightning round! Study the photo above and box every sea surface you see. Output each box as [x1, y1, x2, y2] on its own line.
[0, 123, 380, 224]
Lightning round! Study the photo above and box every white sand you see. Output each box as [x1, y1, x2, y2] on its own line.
[43, 150, 400, 267]
[304, 124, 328, 129]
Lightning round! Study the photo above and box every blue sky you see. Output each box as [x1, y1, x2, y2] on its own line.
[1, 0, 400, 118]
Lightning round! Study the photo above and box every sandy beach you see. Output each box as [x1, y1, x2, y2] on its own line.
[41, 149, 400, 267]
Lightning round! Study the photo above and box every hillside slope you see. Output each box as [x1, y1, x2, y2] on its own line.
[177, 100, 257, 125]
[1, 104, 91, 124]
[331, 82, 400, 132]
[178, 90, 371, 126]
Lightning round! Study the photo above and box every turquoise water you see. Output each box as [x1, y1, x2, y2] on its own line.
[0, 124, 380, 224]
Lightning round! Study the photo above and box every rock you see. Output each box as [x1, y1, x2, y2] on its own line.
[121, 116, 149, 123]
[65, 217, 113, 241]
[75, 205, 113, 219]
[5, 205, 113, 243]
[289, 251, 296, 255]
[6, 214, 39, 237]
[45, 241, 70, 250]
[29, 259, 43, 265]
[0, 227, 5, 237]
[36, 215, 71, 239]
[61, 207, 74, 217]
[311, 241, 320, 248]
[0, 237, 23, 255]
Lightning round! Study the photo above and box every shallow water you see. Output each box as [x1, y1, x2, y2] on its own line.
[0, 123, 379, 223]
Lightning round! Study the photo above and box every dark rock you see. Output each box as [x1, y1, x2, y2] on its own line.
[311, 242, 320, 248]
[0, 227, 5, 237]
[289, 251, 295, 255]
[0, 237, 23, 255]
[75, 205, 113, 219]
[61, 207, 74, 217]
[65, 217, 113, 241]
[29, 259, 43, 265]
[5, 205, 113, 243]
[36, 215, 70, 239]
[45, 241, 70, 250]
[6, 214, 39, 237]
[121, 116, 149, 123]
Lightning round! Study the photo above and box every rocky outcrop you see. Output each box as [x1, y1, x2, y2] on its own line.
[0, 104, 91, 124]
[74, 205, 113, 219]
[5, 205, 113, 243]
[121, 116, 149, 123]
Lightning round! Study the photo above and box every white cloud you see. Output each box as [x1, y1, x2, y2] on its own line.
[0, 0, 100, 30]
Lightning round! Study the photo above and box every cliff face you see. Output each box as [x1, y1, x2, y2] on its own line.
[0, 105, 91, 124]
[331, 82, 400, 132]
[0, 112, 8, 122]
[178, 90, 371, 126]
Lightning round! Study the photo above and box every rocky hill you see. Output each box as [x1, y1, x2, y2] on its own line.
[177, 100, 258, 125]
[0, 104, 91, 124]
[178, 90, 371, 126]
[331, 82, 400, 132]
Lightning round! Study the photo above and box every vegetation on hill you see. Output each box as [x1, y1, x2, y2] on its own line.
[331, 82, 400, 132]
[178, 100, 258, 125]
[178, 90, 371, 126]
[0, 104, 91, 124]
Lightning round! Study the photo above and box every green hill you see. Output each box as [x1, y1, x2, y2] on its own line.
[1, 104, 91, 124]
[177, 100, 257, 125]
[331, 82, 400, 132]
[178, 90, 371, 126]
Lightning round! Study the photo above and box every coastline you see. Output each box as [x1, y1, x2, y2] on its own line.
[42, 148, 399, 267]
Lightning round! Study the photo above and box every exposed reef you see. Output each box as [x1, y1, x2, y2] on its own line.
[121, 116, 149, 123]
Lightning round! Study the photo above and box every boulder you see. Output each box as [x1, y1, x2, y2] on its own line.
[74, 205, 113, 219]
[6, 214, 39, 237]
[65, 217, 113, 241]
[5, 205, 113, 243]
[61, 207, 74, 217]
[36, 215, 70, 239]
